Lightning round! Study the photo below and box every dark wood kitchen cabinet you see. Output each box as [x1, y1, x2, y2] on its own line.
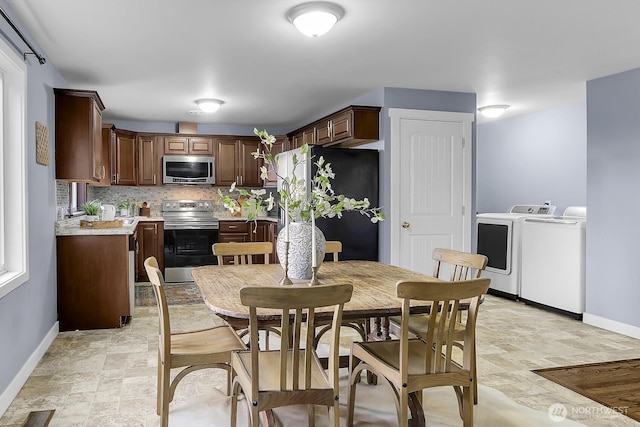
[94, 124, 113, 186]
[215, 137, 262, 187]
[290, 127, 316, 149]
[54, 88, 106, 182]
[252, 220, 278, 264]
[111, 129, 137, 186]
[218, 220, 277, 264]
[137, 135, 163, 186]
[135, 221, 164, 281]
[164, 136, 214, 155]
[218, 221, 250, 265]
[288, 105, 381, 148]
[57, 234, 131, 330]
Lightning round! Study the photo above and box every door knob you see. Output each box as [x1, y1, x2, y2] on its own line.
[401, 221, 410, 228]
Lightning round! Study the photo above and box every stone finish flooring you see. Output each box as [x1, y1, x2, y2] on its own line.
[2, 295, 640, 426]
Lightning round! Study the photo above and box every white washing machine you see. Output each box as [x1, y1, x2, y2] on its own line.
[520, 206, 587, 319]
[476, 204, 556, 299]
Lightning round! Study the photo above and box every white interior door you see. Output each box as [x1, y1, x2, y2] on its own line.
[390, 109, 473, 274]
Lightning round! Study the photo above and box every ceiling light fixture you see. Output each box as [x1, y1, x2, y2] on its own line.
[478, 104, 510, 119]
[287, 2, 344, 37]
[195, 99, 223, 113]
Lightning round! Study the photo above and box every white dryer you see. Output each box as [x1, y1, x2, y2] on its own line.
[520, 206, 587, 319]
[476, 204, 556, 299]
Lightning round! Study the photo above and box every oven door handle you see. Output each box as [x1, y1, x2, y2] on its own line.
[164, 224, 220, 230]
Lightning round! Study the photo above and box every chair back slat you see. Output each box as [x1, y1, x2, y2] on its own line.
[144, 257, 171, 359]
[397, 279, 490, 376]
[213, 242, 273, 265]
[240, 284, 353, 394]
[432, 248, 488, 280]
[325, 241, 342, 262]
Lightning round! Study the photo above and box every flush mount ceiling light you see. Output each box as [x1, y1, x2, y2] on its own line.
[478, 104, 510, 119]
[195, 99, 223, 113]
[287, 1, 344, 37]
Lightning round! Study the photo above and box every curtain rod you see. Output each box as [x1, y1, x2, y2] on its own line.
[0, 7, 45, 65]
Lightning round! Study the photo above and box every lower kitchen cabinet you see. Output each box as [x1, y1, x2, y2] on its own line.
[218, 221, 250, 265]
[57, 234, 132, 331]
[252, 220, 278, 264]
[135, 221, 164, 281]
[218, 220, 278, 264]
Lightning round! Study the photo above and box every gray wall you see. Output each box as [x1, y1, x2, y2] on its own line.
[476, 102, 587, 216]
[0, 0, 66, 397]
[586, 68, 640, 327]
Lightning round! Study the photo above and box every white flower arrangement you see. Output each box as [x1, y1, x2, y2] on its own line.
[218, 128, 385, 226]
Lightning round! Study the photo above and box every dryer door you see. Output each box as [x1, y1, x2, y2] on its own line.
[477, 218, 512, 275]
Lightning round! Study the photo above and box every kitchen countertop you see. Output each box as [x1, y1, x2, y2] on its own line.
[55, 216, 154, 236]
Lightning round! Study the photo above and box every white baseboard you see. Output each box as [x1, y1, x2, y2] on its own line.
[583, 312, 640, 339]
[0, 321, 59, 417]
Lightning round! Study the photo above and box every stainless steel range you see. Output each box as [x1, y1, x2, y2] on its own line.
[162, 199, 219, 282]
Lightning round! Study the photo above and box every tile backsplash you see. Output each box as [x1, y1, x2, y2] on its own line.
[87, 185, 280, 217]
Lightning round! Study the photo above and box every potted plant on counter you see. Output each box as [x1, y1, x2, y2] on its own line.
[117, 200, 131, 217]
[82, 200, 101, 221]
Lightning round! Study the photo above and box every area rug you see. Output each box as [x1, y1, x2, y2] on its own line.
[135, 282, 204, 306]
[533, 358, 640, 422]
[161, 378, 585, 427]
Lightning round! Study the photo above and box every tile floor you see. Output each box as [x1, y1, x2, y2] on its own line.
[2, 295, 640, 426]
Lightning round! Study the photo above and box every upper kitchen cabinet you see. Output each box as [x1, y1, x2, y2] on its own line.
[288, 105, 381, 148]
[138, 135, 162, 186]
[111, 129, 137, 186]
[215, 137, 262, 187]
[54, 88, 106, 182]
[164, 136, 214, 155]
[95, 124, 113, 186]
[290, 127, 316, 149]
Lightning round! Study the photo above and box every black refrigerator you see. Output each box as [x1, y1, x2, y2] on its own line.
[277, 145, 380, 261]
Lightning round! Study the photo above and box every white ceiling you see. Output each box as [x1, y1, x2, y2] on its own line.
[8, 0, 640, 129]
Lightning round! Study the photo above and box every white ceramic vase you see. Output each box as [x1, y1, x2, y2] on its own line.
[277, 222, 326, 279]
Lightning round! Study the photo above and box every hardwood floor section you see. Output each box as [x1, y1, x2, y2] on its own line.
[534, 358, 640, 422]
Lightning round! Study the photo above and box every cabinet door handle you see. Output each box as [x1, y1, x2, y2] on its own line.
[153, 174, 156, 185]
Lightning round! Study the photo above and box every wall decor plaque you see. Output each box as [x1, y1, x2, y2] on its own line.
[35, 121, 49, 165]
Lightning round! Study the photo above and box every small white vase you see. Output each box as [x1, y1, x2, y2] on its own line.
[277, 222, 326, 279]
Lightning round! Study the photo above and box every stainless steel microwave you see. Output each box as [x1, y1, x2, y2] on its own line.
[162, 155, 215, 185]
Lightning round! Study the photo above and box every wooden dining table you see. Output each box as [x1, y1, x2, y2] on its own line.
[191, 260, 441, 427]
[192, 260, 439, 337]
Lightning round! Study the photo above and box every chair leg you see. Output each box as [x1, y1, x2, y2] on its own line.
[462, 385, 473, 426]
[156, 352, 162, 415]
[399, 387, 409, 427]
[251, 405, 260, 427]
[332, 400, 340, 427]
[160, 361, 171, 427]
[472, 339, 478, 404]
[230, 382, 240, 427]
[308, 404, 315, 427]
[347, 379, 357, 427]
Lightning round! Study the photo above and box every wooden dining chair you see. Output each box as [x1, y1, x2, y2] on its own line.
[325, 240, 342, 262]
[213, 241, 273, 265]
[230, 283, 353, 427]
[388, 247, 488, 403]
[143, 257, 246, 427]
[315, 240, 370, 366]
[347, 278, 491, 427]
[212, 241, 278, 346]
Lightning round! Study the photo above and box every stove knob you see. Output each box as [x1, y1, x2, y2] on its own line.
[203, 202, 210, 208]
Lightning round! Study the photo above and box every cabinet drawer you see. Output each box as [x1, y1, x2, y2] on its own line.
[219, 221, 250, 233]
